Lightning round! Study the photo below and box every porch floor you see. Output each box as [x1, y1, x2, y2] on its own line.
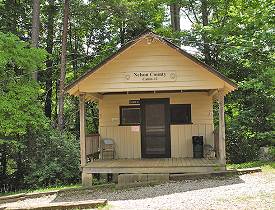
[83, 158, 224, 174]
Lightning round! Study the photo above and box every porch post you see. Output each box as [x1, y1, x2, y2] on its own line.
[218, 90, 226, 165]
[79, 94, 86, 167]
[80, 94, 93, 187]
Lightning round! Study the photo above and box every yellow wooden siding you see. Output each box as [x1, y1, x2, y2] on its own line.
[99, 126, 141, 159]
[170, 124, 214, 158]
[76, 39, 227, 93]
[98, 92, 214, 159]
[99, 124, 214, 159]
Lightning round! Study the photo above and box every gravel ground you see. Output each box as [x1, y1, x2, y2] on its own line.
[1, 172, 274, 210]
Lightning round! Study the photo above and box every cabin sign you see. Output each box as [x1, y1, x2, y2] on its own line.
[125, 71, 176, 82]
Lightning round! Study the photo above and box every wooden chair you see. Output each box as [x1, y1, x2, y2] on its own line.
[101, 139, 115, 160]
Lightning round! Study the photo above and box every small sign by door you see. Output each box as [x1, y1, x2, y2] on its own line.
[131, 126, 140, 132]
[129, 99, 140, 104]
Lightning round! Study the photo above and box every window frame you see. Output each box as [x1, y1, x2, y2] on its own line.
[170, 104, 192, 125]
[119, 105, 141, 126]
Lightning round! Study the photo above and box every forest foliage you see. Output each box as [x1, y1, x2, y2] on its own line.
[0, 0, 274, 192]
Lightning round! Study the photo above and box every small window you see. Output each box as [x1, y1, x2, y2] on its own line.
[170, 104, 191, 124]
[120, 106, 140, 126]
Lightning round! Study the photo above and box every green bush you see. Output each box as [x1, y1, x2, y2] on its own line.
[268, 146, 275, 161]
[226, 129, 275, 163]
[225, 125, 260, 163]
[1, 126, 81, 193]
[24, 128, 80, 188]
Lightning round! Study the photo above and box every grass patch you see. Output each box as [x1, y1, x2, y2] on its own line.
[97, 203, 113, 210]
[1, 182, 117, 197]
[0, 184, 82, 197]
[32, 184, 82, 193]
[227, 161, 275, 172]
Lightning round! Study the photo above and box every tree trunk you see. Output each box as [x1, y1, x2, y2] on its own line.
[201, 0, 211, 64]
[4, 0, 18, 34]
[44, 0, 55, 119]
[31, 0, 40, 80]
[119, 21, 126, 45]
[55, 80, 59, 123]
[69, 26, 78, 78]
[69, 23, 80, 136]
[58, 0, 69, 130]
[170, 3, 181, 31]
[0, 144, 7, 178]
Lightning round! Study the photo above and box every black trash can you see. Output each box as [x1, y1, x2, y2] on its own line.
[192, 136, 203, 158]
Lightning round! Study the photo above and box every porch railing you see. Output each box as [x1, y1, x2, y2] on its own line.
[85, 134, 100, 162]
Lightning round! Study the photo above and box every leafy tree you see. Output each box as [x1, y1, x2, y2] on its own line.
[0, 32, 47, 137]
[0, 32, 48, 191]
[179, 0, 275, 162]
[0, 0, 32, 36]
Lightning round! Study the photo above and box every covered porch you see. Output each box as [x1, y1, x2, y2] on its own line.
[80, 90, 227, 174]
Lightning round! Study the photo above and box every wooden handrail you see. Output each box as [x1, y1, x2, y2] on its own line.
[85, 134, 100, 162]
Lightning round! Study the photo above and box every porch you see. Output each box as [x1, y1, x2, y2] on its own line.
[83, 158, 224, 174]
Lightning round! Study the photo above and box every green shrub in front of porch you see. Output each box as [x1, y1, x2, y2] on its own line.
[24, 128, 80, 188]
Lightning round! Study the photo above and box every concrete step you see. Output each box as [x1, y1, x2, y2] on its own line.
[2, 199, 107, 210]
[117, 167, 262, 186]
[117, 173, 169, 187]
[170, 167, 262, 181]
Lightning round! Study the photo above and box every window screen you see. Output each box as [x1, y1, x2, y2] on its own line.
[170, 104, 191, 124]
[120, 106, 140, 125]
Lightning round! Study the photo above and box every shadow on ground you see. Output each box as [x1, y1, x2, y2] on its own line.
[52, 175, 245, 202]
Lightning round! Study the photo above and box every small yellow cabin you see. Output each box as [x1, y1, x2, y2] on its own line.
[66, 31, 237, 186]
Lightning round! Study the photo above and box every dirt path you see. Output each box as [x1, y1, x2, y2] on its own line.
[1, 172, 274, 210]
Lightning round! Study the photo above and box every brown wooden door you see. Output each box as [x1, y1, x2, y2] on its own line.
[140, 98, 171, 158]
